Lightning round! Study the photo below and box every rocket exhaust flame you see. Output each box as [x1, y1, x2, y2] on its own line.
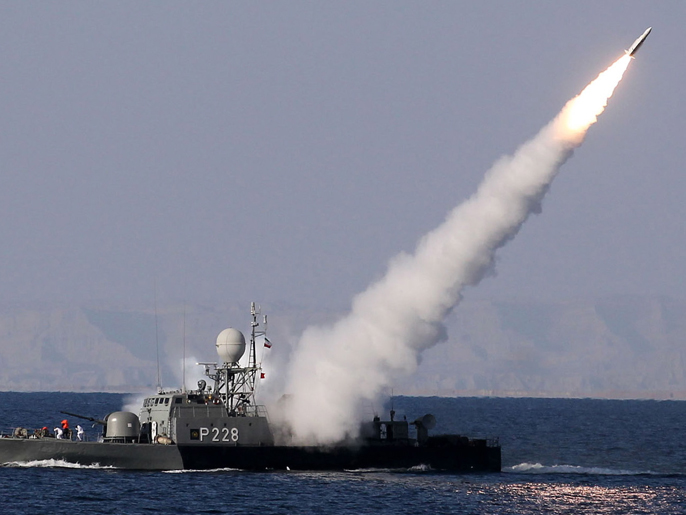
[560, 54, 632, 137]
[283, 49, 637, 444]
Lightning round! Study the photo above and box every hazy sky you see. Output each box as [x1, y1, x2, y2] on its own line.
[0, 2, 683, 311]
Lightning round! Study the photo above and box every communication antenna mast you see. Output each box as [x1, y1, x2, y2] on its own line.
[390, 388, 395, 421]
[182, 302, 187, 393]
[154, 280, 161, 392]
[200, 302, 268, 416]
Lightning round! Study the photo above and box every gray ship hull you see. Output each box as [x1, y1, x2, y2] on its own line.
[0, 439, 183, 470]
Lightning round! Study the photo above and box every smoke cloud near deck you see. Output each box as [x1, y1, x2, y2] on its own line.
[283, 54, 633, 444]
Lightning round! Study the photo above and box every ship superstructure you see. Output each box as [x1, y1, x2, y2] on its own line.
[138, 302, 273, 447]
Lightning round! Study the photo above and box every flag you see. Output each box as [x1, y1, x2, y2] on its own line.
[264, 337, 272, 349]
[260, 372, 266, 379]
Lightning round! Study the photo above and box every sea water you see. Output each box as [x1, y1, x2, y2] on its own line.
[1, 393, 685, 514]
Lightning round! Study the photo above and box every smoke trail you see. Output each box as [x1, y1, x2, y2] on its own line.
[284, 55, 633, 444]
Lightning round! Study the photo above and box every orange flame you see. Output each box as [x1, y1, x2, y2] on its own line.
[558, 54, 632, 138]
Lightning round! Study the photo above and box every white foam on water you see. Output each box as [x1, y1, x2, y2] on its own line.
[344, 464, 433, 473]
[163, 467, 242, 473]
[506, 462, 654, 476]
[2, 459, 115, 470]
[408, 464, 433, 472]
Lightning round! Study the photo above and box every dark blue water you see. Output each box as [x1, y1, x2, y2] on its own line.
[1, 393, 685, 514]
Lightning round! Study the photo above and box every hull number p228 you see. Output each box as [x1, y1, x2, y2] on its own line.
[192, 427, 239, 442]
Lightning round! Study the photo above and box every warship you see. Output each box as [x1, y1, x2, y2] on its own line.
[0, 304, 501, 471]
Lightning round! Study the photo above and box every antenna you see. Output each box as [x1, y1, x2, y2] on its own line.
[250, 302, 258, 371]
[390, 388, 395, 421]
[182, 302, 187, 393]
[154, 280, 161, 392]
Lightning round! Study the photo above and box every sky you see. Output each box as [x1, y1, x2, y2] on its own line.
[0, 1, 683, 312]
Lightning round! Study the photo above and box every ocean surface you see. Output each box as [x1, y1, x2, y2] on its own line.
[1, 393, 685, 514]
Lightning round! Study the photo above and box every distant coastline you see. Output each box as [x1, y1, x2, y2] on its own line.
[2, 296, 686, 397]
[2, 388, 686, 402]
[394, 389, 686, 401]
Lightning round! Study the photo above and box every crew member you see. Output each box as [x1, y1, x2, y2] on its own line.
[54, 427, 63, 439]
[76, 425, 85, 441]
[61, 419, 72, 440]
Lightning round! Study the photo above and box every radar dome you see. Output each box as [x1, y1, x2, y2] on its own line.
[216, 328, 246, 363]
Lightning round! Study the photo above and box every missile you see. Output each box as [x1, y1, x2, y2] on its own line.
[626, 27, 652, 57]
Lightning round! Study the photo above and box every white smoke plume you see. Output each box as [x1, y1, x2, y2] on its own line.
[122, 393, 147, 415]
[284, 55, 633, 444]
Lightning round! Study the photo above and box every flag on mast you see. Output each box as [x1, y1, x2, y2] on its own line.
[264, 337, 272, 349]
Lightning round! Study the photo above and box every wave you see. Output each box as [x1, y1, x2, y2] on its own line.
[344, 464, 434, 474]
[166, 465, 437, 475]
[505, 462, 655, 475]
[168, 466, 434, 474]
[164, 467, 242, 473]
[2, 459, 114, 470]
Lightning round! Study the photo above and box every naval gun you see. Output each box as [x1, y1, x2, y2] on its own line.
[60, 410, 142, 443]
[60, 410, 107, 426]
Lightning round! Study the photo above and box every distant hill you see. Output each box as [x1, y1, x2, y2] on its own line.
[400, 295, 686, 399]
[1, 296, 685, 399]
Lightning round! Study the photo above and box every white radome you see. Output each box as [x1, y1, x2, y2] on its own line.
[216, 328, 246, 363]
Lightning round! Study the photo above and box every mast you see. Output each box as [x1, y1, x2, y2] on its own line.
[154, 280, 161, 392]
[199, 302, 268, 417]
[182, 302, 187, 393]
